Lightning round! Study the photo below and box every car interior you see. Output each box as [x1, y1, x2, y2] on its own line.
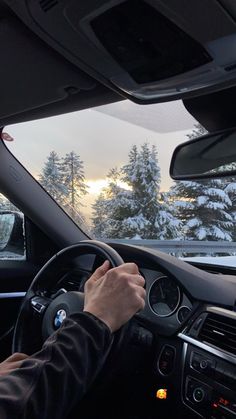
[1, 1, 236, 418]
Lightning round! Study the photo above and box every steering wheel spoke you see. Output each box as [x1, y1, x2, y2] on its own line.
[31, 295, 50, 315]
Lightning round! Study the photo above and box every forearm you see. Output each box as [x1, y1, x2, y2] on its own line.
[0, 312, 113, 419]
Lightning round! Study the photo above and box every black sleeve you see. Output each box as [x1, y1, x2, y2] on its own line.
[0, 312, 113, 419]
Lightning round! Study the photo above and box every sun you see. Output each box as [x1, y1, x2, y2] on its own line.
[86, 179, 131, 196]
[86, 179, 109, 195]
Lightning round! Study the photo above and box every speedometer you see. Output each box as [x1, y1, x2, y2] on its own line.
[148, 276, 180, 317]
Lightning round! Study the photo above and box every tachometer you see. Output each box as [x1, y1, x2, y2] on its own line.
[148, 276, 180, 317]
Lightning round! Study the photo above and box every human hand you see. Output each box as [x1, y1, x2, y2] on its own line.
[83, 261, 146, 333]
[0, 353, 28, 377]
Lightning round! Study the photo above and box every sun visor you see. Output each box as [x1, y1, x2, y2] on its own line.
[0, 14, 97, 120]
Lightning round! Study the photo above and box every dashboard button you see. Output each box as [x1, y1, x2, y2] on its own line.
[191, 352, 215, 376]
[158, 345, 175, 375]
[185, 376, 212, 412]
[200, 359, 208, 369]
[193, 387, 205, 403]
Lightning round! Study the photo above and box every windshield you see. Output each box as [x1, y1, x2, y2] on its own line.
[5, 100, 236, 264]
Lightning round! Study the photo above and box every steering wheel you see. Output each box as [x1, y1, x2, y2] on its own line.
[12, 240, 125, 355]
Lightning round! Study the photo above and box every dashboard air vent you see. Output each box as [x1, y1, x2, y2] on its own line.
[39, 0, 58, 12]
[199, 313, 236, 355]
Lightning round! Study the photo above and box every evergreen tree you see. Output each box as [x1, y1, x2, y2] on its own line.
[61, 151, 87, 208]
[125, 143, 162, 238]
[0, 194, 6, 210]
[39, 151, 89, 230]
[123, 143, 181, 239]
[60, 151, 88, 224]
[92, 143, 179, 239]
[169, 123, 234, 241]
[91, 191, 108, 239]
[92, 168, 134, 238]
[159, 191, 182, 240]
[223, 166, 236, 241]
[186, 122, 208, 140]
[0, 194, 17, 211]
[39, 151, 66, 204]
[170, 179, 233, 240]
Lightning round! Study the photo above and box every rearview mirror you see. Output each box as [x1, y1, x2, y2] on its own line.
[170, 127, 236, 180]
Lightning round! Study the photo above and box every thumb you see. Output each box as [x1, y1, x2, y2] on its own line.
[90, 260, 110, 282]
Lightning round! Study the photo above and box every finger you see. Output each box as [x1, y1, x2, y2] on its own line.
[89, 260, 110, 282]
[135, 293, 146, 311]
[0, 360, 25, 376]
[130, 274, 145, 287]
[118, 273, 145, 287]
[116, 262, 139, 275]
[4, 353, 28, 363]
[137, 286, 146, 301]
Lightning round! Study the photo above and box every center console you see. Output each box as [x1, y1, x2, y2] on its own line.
[182, 343, 236, 418]
[179, 307, 236, 419]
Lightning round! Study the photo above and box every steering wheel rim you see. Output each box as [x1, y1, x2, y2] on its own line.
[13, 240, 125, 354]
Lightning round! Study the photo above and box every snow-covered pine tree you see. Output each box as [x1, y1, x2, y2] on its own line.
[169, 179, 233, 240]
[91, 191, 108, 239]
[0, 194, 6, 210]
[222, 163, 236, 241]
[170, 123, 233, 241]
[225, 184, 236, 241]
[186, 122, 208, 140]
[61, 151, 87, 206]
[159, 191, 182, 239]
[92, 168, 134, 238]
[39, 151, 66, 204]
[120, 143, 161, 238]
[60, 151, 88, 224]
[0, 194, 15, 210]
[92, 143, 181, 239]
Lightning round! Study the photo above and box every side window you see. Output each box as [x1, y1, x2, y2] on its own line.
[0, 194, 26, 260]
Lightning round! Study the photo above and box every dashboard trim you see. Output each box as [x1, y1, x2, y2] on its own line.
[178, 333, 236, 365]
[0, 292, 26, 299]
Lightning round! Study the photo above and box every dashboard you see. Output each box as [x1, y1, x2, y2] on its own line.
[57, 242, 236, 419]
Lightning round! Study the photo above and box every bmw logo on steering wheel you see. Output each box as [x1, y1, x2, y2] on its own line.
[54, 309, 67, 329]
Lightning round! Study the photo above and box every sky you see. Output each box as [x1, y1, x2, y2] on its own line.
[5, 99, 197, 219]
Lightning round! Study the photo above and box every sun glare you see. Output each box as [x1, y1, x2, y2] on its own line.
[86, 179, 131, 195]
[86, 179, 108, 195]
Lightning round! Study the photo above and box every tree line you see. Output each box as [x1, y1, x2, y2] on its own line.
[92, 137, 236, 241]
[39, 151, 88, 229]
[1, 124, 236, 241]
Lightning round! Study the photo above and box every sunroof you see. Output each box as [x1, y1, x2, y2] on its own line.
[92, 0, 212, 84]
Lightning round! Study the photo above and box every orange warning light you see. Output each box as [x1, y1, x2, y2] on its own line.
[156, 389, 167, 400]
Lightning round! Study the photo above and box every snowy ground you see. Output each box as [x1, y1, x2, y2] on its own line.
[0, 251, 25, 260]
[182, 255, 236, 267]
[2, 247, 236, 267]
